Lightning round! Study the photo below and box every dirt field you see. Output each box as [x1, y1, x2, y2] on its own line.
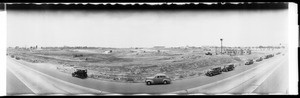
[7, 47, 281, 83]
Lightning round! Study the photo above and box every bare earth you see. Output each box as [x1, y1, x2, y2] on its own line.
[7, 47, 281, 83]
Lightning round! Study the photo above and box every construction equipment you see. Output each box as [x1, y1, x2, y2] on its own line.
[72, 69, 88, 79]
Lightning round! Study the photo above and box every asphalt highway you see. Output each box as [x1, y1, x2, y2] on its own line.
[6, 53, 288, 94]
[6, 69, 34, 95]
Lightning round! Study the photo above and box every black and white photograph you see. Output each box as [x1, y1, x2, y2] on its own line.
[0, 2, 298, 96]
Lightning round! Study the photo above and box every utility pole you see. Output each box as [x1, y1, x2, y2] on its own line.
[220, 38, 223, 54]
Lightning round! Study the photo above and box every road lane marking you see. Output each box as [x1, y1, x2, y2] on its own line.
[7, 58, 106, 94]
[203, 56, 287, 93]
[7, 66, 37, 94]
[168, 55, 286, 94]
[248, 58, 288, 93]
[7, 59, 67, 94]
[7, 54, 285, 94]
[226, 56, 288, 93]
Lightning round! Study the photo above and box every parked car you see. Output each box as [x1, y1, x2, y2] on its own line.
[264, 55, 269, 59]
[276, 52, 281, 55]
[145, 73, 171, 85]
[264, 54, 274, 59]
[72, 69, 88, 79]
[205, 67, 222, 76]
[245, 59, 254, 65]
[256, 57, 263, 62]
[222, 64, 235, 72]
[15, 56, 21, 60]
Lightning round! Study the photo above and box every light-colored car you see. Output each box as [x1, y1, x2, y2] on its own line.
[256, 57, 263, 62]
[245, 59, 254, 65]
[145, 73, 171, 85]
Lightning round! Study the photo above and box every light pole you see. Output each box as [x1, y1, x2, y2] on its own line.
[220, 38, 223, 54]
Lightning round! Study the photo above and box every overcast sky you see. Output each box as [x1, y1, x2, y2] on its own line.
[7, 10, 288, 48]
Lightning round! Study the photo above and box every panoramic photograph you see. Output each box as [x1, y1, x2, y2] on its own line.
[3, 2, 296, 95]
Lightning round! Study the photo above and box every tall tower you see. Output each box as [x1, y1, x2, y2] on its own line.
[220, 38, 223, 54]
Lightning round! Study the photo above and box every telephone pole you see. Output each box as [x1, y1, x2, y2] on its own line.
[220, 38, 223, 54]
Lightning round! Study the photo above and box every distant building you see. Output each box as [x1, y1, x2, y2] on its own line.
[104, 50, 113, 54]
[223, 48, 251, 56]
[153, 46, 165, 49]
[36, 46, 42, 50]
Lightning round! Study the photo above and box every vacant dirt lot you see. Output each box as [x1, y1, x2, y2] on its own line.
[7, 47, 279, 83]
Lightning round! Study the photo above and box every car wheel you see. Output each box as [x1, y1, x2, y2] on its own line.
[147, 81, 151, 85]
[206, 73, 210, 76]
[163, 81, 167, 84]
[209, 72, 212, 76]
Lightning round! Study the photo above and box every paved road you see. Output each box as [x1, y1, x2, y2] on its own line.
[6, 53, 288, 94]
[252, 54, 289, 94]
[226, 54, 288, 94]
[171, 53, 288, 94]
[6, 69, 34, 95]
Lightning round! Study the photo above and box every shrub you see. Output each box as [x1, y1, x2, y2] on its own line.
[198, 72, 203, 76]
[126, 77, 134, 82]
[89, 74, 94, 78]
[73, 54, 83, 57]
[113, 77, 118, 80]
[189, 72, 196, 76]
[233, 57, 242, 61]
[179, 75, 185, 78]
